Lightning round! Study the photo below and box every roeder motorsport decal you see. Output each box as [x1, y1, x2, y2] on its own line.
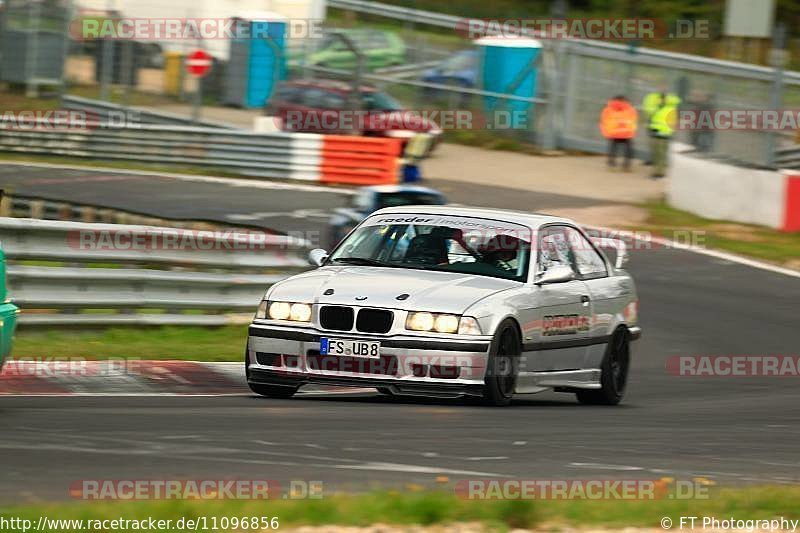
[543, 314, 590, 336]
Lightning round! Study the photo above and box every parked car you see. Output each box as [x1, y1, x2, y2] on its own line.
[0, 245, 19, 370]
[422, 50, 478, 89]
[266, 79, 442, 150]
[328, 185, 446, 248]
[308, 29, 406, 71]
[246, 206, 640, 406]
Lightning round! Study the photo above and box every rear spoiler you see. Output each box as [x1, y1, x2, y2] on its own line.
[591, 236, 629, 269]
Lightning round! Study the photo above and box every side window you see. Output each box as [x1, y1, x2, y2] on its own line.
[320, 90, 345, 109]
[538, 226, 576, 274]
[302, 88, 326, 108]
[564, 227, 608, 279]
[275, 85, 299, 104]
[369, 32, 389, 48]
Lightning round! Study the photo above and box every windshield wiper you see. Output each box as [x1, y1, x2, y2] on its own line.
[331, 257, 391, 267]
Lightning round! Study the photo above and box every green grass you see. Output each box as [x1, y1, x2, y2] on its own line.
[12, 325, 246, 361]
[2, 486, 799, 532]
[632, 200, 800, 267]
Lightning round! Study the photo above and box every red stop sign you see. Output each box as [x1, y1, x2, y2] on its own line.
[186, 49, 213, 77]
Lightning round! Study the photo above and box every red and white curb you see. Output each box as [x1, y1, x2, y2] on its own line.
[0, 360, 371, 396]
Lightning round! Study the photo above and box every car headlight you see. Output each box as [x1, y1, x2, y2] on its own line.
[259, 301, 312, 322]
[406, 311, 435, 331]
[406, 312, 476, 334]
[457, 316, 482, 335]
[290, 302, 312, 322]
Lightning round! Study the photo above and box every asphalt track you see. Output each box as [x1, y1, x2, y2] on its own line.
[1, 163, 800, 503]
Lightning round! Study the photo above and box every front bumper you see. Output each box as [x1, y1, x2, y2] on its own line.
[246, 323, 491, 397]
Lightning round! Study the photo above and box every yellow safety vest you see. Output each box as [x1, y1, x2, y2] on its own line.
[642, 92, 663, 117]
[650, 105, 678, 137]
[404, 133, 432, 160]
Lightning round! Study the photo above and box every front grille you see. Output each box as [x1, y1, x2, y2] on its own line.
[319, 305, 354, 331]
[356, 309, 394, 333]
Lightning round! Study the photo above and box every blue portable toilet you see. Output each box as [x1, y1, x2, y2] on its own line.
[223, 12, 288, 108]
[475, 36, 542, 129]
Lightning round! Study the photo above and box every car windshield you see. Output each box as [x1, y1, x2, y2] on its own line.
[328, 214, 531, 282]
[376, 192, 443, 209]
[361, 91, 403, 111]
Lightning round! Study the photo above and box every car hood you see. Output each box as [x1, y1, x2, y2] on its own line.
[268, 266, 517, 314]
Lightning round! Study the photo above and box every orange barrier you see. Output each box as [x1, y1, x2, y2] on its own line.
[320, 135, 402, 185]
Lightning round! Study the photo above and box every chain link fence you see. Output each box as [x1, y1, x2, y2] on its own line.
[3, 0, 800, 168]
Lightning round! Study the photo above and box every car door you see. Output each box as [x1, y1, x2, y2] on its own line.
[562, 226, 621, 369]
[519, 225, 593, 373]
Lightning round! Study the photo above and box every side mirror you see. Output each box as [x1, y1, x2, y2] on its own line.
[308, 248, 329, 267]
[535, 265, 575, 285]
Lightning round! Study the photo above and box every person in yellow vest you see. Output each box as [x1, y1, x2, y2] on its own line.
[644, 91, 681, 179]
[401, 133, 432, 182]
[599, 95, 638, 171]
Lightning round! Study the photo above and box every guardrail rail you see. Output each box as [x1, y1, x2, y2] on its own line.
[0, 217, 310, 326]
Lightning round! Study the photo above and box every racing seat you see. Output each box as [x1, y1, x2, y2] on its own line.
[405, 232, 449, 265]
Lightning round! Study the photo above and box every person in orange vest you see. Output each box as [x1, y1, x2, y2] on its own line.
[599, 95, 638, 171]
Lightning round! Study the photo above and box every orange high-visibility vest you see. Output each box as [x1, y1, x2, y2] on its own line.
[599, 99, 638, 140]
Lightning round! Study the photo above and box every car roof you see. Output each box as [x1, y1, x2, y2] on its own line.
[364, 185, 444, 195]
[282, 79, 378, 93]
[369, 205, 573, 228]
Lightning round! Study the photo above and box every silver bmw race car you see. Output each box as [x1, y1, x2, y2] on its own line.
[246, 206, 640, 406]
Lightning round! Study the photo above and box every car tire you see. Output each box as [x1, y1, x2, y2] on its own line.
[576, 329, 630, 406]
[248, 383, 298, 399]
[481, 319, 521, 407]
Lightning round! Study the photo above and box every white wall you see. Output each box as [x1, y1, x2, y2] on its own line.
[74, 0, 326, 58]
[668, 144, 785, 229]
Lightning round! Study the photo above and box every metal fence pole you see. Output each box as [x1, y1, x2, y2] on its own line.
[99, 1, 115, 101]
[766, 23, 787, 168]
[24, 0, 42, 98]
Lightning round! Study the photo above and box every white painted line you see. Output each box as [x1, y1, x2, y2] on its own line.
[0, 160, 357, 195]
[330, 461, 502, 477]
[568, 462, 644, 471]
[589, 224, 800, 279]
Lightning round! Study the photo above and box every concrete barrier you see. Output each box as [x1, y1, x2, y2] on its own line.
[669, 144, 800, 231]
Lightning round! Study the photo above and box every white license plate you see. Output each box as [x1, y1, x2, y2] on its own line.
[320, 338, 381, 358]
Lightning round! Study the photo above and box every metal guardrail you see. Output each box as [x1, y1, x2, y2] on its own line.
[0, 122, 323, 180]
[0, 217, 309, 326]
[774, 146, 800, 168]
[62, 95, 240, 130]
